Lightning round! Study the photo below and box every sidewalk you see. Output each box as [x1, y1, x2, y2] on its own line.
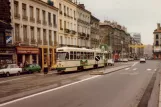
[90, 65, 131, 75]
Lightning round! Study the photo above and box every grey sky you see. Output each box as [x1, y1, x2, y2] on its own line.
[80, 0, 161, 45]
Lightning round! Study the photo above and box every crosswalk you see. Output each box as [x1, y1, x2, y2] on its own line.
[124, 67, 155, 71]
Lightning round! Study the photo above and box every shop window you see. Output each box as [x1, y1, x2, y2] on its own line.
[33, 55, 37, 63]
[70, 51, 73, 60]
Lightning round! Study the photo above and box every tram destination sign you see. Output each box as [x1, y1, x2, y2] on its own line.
[95, 56, 100, 62]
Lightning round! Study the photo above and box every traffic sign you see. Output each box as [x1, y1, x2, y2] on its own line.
[95, 56, 100, 61]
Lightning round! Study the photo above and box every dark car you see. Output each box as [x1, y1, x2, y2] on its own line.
[24, 64, 41, 74]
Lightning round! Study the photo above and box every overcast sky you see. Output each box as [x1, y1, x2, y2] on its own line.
[79, 0, 161, 45]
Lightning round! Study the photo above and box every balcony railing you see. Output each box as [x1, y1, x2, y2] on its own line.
[30, 17, 35, 23]
[49, 22, 52, 27]
[37, 39, 42, 45]
[65, 29, 70, 33]
[31, 39, 36, 44]
[70, 30, 76, 35]
[23, 38, 29, 45]
[43, 21, 47, 26]
[22, 16, 28, 21]
[14, 13, 20, 19]
[37, 19, 41, 24]
[43, 39, 48, 45]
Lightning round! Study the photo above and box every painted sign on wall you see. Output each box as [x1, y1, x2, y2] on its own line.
[5, 30, 12, 44]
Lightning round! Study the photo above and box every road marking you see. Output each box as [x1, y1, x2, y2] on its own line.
[125, 68, 130, 70]
[147, 69, 152, 71]
[0, 75, 100, 107]
[132, 62, 138, 67]
[0, 76, 33, 84]
[133, 68, 137, 71]
[154, 69, 157, 71]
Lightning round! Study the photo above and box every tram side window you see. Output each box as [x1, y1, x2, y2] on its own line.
[84, 52, 87, 59]
[65, 52, 69, 60]
[77, 52, 80, 59]
[92, 53, 94, 59]
[74, 52, 77, 60]
[80, 52, 84, 59]
[88, 52, 90, 59]
[70, 51, 74, 60]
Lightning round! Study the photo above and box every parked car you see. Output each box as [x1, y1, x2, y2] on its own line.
[122, 58, 128, 62]
[107, 59, 114, 66]
[140, 58, 146, 63]
[0, 64, 22, 77]
[23, 64, 41, 74]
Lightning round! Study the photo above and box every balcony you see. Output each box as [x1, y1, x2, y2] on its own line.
[49, 22, 52, 27]
[64, 29, 70, 33]
[60, 27, 63, 30]
[23, 38, 29, 45]
[43, 21, 47, 26]
[30, 17, 35, 23]
[49, 41, 53, 46]
[14, 13, 20, 19]
[70, 30, 76, 35]
[37, 39, 42, 45]
[64, 13, 66, 16]
[31, 39, 36, 44]
[59, 11, 62, 15]
[43, 39, 48, 45]
[37, 19, 41, 24]
[22, 16, 28, 21]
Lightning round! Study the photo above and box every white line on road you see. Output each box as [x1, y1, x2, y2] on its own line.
[125, 68, 130, 70]
[154, 69, 157, 71]
[147, 69, 152, 71]
[132, 62, 138, 67]
[0, 76, 33, 84]
[133, 68, 137, 71]
[0, 75, 100, 107]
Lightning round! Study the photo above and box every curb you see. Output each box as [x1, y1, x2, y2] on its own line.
[90, 65, 131, 75]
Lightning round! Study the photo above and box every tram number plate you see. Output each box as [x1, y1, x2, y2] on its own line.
[95, 56, 100, 61]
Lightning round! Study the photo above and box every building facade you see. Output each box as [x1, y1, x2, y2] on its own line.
[131, 33, 141, 43]
[0, 0, 15, 66]
[99, 20, 130, 60]
[90, 15, 100, 48]
[153, 23, 161, 59]
[10, 0, 58, 69]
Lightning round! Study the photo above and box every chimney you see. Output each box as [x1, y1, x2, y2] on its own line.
[79, 4, 85, 9]
[157, 23, 160, 30]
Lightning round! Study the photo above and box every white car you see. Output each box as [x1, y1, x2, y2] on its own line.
[0, 64, 22, 77]
[107, 59, 114, 66]
[122, 58, 128, 62]
[140, 58, 146, 63]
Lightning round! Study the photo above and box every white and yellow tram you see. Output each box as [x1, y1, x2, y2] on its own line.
[55, 47, 108, 73]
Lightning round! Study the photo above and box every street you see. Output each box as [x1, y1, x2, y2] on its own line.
[0, 60, 160, 107]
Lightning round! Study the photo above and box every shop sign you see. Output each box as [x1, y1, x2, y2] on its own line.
[17, 47, 39, 54]
[5, 30, 12, 44]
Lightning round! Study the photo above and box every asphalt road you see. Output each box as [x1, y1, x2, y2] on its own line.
[0, 60, 160, 107]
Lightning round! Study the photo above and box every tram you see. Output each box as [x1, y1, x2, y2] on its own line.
[55, 47, 108, 73]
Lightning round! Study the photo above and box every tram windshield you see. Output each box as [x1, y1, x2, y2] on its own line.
[57, 52, 69, 60]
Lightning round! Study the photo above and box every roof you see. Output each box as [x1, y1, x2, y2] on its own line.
[153, 29, 161, 33]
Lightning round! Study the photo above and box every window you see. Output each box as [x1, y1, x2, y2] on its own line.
[48, 12, 51, 24]
[37, 28, 41, 41]
[23, 25, 27, 40]
[156, 34, 159, 39]
[0, 33, 5, 45]
[156, 41, 159, 46]
[74, 52, 77, 60]
[30, 6, 34, 18]
[64, 6, 66, 14]
[43, 29, 46, 44]
[54, 31, 57, 42]
[36, 8, 40, 20]
[67, 7, 69, 16]
[42, 10, 46, 22]
[65, 37, 67, 44]
[22, 3, 26, 17]
[70, 51, 74, 60]
[49, 30, 52, 45]
[30, 27, 34, 40]
[59, 3, 62, 11]
[60, 36, 63, 44]
[64, 21, 66, 29]
[14, 1, 19, 15]
[15, 24, 20, 41]
[53, 14, 56, 26]
[60, 19, 62, 29]
[74, 11, 75, 18]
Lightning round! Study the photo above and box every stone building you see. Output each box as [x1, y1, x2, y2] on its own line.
[99, 20, 131, 60]
[0, 0, 15, 65]
[10, 0, 58, 69]
[90, 15, 100, 48]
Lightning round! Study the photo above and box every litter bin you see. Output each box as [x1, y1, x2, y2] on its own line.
[44, 67, 48, 74]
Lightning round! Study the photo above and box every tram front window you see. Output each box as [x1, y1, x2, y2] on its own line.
[57, 52, 69, 60]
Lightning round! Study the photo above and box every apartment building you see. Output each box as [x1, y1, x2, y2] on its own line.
[10, 0, 58, 69]
[90, 15, 100, 48]
[53, 0, 78, 47]
[77, 4, 91, 48]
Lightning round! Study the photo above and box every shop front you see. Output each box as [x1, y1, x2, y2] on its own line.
[39, 46, 56, 70]
[0, 46, 16, 65]
[16, 47, 39, 66]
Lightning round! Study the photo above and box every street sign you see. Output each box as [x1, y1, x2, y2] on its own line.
[95, 56, 100, 61]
